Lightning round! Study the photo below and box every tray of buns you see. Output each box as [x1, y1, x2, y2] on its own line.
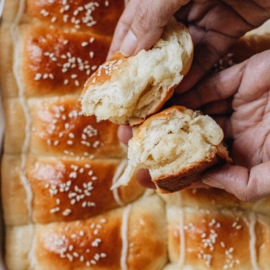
[1, 1, 270, 269]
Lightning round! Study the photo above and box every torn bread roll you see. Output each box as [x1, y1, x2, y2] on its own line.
[113, 106, 232, 193]
[81, 19, 193, 126]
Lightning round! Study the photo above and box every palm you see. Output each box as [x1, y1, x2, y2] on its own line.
[229, 58, 270, 168]
[178, 50, 270, 170]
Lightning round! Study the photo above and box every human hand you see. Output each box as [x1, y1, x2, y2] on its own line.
[172, 50, 270, 201]
[109, 0, 270, 92]
[119, 50, 270, 201]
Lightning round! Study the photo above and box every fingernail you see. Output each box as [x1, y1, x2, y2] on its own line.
[120, 30, 137, 57]
[202, 178, 224, 189]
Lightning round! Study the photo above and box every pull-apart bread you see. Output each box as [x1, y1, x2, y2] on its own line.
[81, 18, 193, 125]
[113, 106, 232, 193]
[2, 0, 270, 269]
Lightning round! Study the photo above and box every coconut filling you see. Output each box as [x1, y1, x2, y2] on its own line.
[112, 112, 224, 188]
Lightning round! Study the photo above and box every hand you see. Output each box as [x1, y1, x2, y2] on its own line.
[109, 0, 270, 92]
[119, 50, 270, 201]
[174, 50, 270, 202]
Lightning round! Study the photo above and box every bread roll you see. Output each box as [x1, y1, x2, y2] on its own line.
[2, 0, 270, 269]
[3, 96, 126, 158]
[166, 204, 270, 269]
[113, 106, 231, 193]
[0, 25, 111, 99]
[5, 195, 167, 270]
[81, 19, 193, 125]
[24, 0, 125, 36]
[173, 188, 270, 216]
[2, 154, 145, 225]
[1, 0, 125, 36]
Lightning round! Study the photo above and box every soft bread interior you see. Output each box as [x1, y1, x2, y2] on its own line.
[81, 19, 193, 125]
[112, 106, 226, 189]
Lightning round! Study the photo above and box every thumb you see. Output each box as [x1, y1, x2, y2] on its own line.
[202, 162, 270, 202]
[119, 0, 190, 57]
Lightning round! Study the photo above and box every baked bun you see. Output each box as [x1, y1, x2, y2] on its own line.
[113, 106, 232, 193]
[81, 19, 193, 125]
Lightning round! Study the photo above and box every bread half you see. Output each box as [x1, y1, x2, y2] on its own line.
[81, 19, 193, 125]
[112, 106, 232, 193]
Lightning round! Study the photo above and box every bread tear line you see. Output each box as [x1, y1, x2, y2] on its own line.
[111, 106, 232, 193]
[81, 18, 193, 126]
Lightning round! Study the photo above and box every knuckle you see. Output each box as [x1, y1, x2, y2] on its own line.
[233, 185, 259, 202]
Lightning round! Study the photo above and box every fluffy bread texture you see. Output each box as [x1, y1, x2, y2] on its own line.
[81, 18, 193, 125]
[113, 106, 232, 193]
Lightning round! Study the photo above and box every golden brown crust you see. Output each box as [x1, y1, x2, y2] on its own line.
[27, 157, 144, 224]
[154, 142, 232, 193]
[20, 25, 111, 97]
[2, 154, 145, 225]
[6, 195, 167, 270]
[3, 97, 126, 158]
[24, 0, 125, 36]
[29, 97, 126, 158]
[82, 51, 127, 90]
[153, 146, 229, 193]
[166, 206, 270, 269]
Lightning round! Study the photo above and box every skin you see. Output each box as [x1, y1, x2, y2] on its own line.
[108, 0, 270, 91]
[112, 0, 270, 201]
[177, 50, 270, 202]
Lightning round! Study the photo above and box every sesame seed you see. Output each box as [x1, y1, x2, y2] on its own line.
[34, 73, 42, 80]
[81, 42, 88, 47]
[62, 209, 72, 216]
[69, 172, 77, 179]
[50, 207, 60, 213]
[45, 183, 50, 189]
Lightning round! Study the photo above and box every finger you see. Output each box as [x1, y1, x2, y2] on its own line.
[107, 0, 141, 58]
[119, 0, 190, 57]
[137, 169, 156, 189]
[188, 181, 209, 189]
[200, 97, 233, 115]
[174, 60, 246, 109]
[202, 162, 270, 202]
[174, 0, 260, 93]
[117, 125, 133, 145]
[176, 25, 240, 93]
